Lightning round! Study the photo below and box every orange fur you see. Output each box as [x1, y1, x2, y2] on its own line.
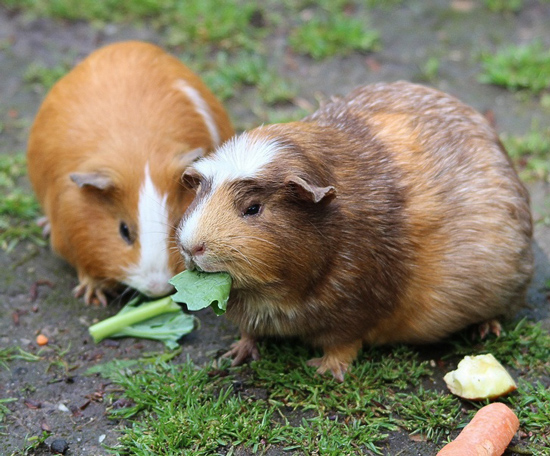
[27, 41, 234, 304]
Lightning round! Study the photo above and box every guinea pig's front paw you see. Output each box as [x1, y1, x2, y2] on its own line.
[221, 332, 260, 366]
[307, 340, 362, 383]
[73, 276, 109, 307]
[307, 356, 349, 383]
[37, 216, 51, 238]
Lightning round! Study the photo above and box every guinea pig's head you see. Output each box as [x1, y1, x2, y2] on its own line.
[176, 126, 337, 292]
[65, 148, 202, 297]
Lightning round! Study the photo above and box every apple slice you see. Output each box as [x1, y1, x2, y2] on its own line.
[443, 354, 517, 401]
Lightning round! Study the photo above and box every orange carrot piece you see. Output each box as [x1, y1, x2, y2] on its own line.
[437, 403, 519, 456]
[36, 334, 49, 346]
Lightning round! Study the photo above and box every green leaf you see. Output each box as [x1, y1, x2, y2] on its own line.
[89, 296, 195, 348]
[110, 311, 195, 349]
[169, 270, 232, 315]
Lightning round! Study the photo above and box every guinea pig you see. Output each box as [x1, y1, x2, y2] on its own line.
[176, 81, 533, 381]
[27, 41, 234, 305]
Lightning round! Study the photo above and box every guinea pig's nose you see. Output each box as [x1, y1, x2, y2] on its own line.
[191, 242, 206, 257]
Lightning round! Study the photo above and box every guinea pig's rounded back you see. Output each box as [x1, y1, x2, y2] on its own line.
[328, 82, 534, 343]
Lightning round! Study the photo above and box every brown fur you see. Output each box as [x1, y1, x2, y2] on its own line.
[27, 41, 234, 304]
[178, 81, 533, 380]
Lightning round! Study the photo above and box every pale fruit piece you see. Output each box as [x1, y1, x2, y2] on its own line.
[443, 353, 517, 400]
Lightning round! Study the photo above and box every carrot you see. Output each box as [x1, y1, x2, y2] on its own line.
[36, 334, 49, 346]
[437, 403, 519, 456]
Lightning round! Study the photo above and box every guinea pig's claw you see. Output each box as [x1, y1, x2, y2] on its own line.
[221, 333, 260, 366]
[307, 357, 348, 383]
[37, 216, 51, 238]
[73, 282, 108, 307]
[477, 319, 502, 339]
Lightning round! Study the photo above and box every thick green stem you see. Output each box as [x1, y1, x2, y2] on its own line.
[89, 297, 181, 343]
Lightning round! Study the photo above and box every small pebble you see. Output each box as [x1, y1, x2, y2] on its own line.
[57, 403, 70, 413]
[50, 438, 69, 454]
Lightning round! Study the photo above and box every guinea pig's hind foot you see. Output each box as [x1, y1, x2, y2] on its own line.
[477, 319, 502, 339]
[73, 278, 109, 307]
[37, 216, 51, 237]
[221, 332, 260, 366]
[307, 340, 362, 383]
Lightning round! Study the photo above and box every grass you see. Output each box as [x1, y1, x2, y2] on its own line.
[0, 346, 41, 369]
[2, 0, 550, 454]
[2, 0, 266, 52]
[96, 319, 550, 455]
[289, 11, 379, 60]
[201, 51, 297, 104]
[479, 40, 550, 95]
[501, 125, 550, 181]
[0, 154, 44, 251]
[0, 398, 17, 433]
[483, 0, 524, 12]
[0, 347, 41, 435]
[23, 61, 71, 92]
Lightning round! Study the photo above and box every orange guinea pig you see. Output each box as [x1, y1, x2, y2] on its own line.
[27, 41, 234, 305]
[176, 81, 533, 381]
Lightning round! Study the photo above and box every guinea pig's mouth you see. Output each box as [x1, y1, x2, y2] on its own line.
[185, 258, 226, 275]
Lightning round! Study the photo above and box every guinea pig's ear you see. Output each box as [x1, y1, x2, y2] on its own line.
[181, 167, 203, 190]
[284, 175, 336, 204]
[70, 172, 114, 190]
[175, 147, 204, 171]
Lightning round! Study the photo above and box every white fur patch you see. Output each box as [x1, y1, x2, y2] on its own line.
[174, 79, 221, 146]
[176, 195, 205, 260]
[194, 132, 281, 189]
[125, 164, 174, 297]
[178, 132, 282, 258]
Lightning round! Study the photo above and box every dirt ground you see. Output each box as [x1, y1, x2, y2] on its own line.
[1, 2, 550, 455]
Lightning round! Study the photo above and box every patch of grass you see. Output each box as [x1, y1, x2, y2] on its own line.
[417, 56, 441, 83]
[0, 153, 27, 187]
[1, 0, 166, 23]
[201, 51, 296, 104]
[394, 388, 462, 441]
[0, 190, 43, 251]
[449, 319, 550, 375]
[3, 0, 267, 53]
[0, 346, 41, 370]
[508, 379, 550, 448]
[107, 344, 430, 454]
[18, 431, 51, 455]
[479, 40, 550, 95]
[162, 1, 266, 52]
[501, 126, 550, 181]
[104, 319, 549, 454]
[289, 11, 379, 60]
[483, 0, 523, 13]
[0, 397, 17, 433]
[107, 361, 278, 454]
[0, 154, 44, 251]
[23, 61, 71, 92]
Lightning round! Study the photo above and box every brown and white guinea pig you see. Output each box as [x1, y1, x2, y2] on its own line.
[27, 41, 234, 305]
[176, 81, 533, 381]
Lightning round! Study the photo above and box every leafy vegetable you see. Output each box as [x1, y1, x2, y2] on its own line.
[88, 271, 231, 348]
[89, 296, 195, 349]
[169, 270, 232, 315]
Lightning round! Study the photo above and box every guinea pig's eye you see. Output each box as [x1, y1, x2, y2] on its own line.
[242, 203, 262, 217]
[119, 221, 133, 245]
